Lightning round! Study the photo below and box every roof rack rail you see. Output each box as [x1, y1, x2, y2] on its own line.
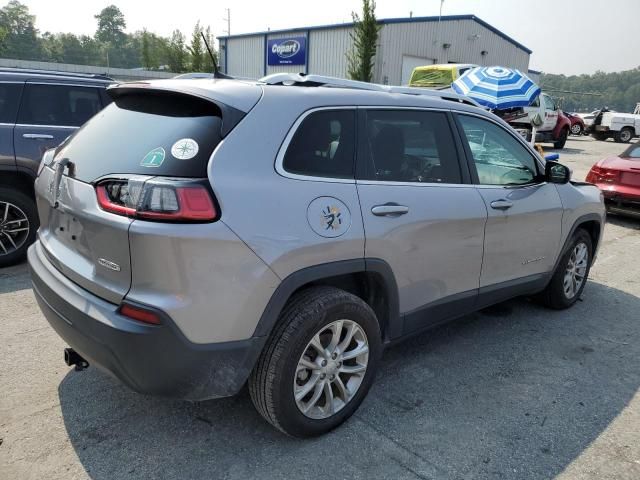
[259, 73, 481, 107]
[0, 67, 114, 82]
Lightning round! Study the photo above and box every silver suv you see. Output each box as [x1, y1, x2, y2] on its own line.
[28, 74, 605, 437]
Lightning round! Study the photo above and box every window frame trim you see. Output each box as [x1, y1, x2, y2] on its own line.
[275, 106, 358, 184]
[452, 111, 547, 188]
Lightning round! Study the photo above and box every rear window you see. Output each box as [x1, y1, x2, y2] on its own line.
[54, 92, 223, 183]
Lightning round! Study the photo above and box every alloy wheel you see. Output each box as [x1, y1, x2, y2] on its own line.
[0, 201, 30, 257]
[570, 124, 581, 135]
[563, 242, 588, 299]
[294, 319, 369, 419]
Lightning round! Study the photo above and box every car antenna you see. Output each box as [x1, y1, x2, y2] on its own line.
[201, 32, 232, 79]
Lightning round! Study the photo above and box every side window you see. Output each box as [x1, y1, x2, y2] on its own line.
[458, 115, 540, 186]
[361, 110, 462, 184]
[0, 83, 23, 124]
[543, 95, 556, 111]
[283, 110, 355, 179]
[17, 84, 102, 127]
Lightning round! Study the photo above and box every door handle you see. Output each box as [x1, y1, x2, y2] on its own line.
[371, 204, 409, 216]
[23, 133, 54, 140]
[490, 199, 514, 210]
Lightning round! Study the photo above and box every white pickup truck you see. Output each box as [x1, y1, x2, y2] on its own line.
[590, 104, 640, 143]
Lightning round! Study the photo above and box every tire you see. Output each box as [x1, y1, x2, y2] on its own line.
[0, 187, 38, 268]
[591, 132, 607, 141]
[570, 123, 583, 136]
[249, 286, 382, 437]
[553, 128, 569, 149]
[614, 127, 634, 143]
[538, 229, 593, 310]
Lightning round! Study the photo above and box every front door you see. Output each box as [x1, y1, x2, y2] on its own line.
[356, 109, 487, 336]
[455, 113, 563, 302]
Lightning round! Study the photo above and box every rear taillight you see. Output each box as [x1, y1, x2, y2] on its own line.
[586, 166, 620, 184]
[96, 177, 218, 222]
[118, 303, 162, 325]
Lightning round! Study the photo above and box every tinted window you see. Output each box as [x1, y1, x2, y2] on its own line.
[283, 110, 355, 179]
[622, 144, 640, 159]
[458, 115, 539, 186]
[52, 92, 223, 183]
[18, 84, 102, 127]
[0, 83, 23, 123]
[361, 110, 461, 184]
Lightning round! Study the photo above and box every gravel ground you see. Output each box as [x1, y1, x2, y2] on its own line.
[1, 136, 639, 480]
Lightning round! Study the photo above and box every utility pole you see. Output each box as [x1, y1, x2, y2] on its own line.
[223, 8, 231, 36]
[434, 0, 444, 46]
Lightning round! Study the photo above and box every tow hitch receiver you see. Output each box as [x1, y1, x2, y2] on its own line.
[64, 348, 89, 371]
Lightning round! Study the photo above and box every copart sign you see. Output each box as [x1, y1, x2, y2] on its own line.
[267, 36, 306, 66]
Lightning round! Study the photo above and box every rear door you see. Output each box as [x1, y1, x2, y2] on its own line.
[0, 82, 23, 170]
[14, 82, 103, 175]
[455, 113, 563, 301]
[356, 108, 487, 336]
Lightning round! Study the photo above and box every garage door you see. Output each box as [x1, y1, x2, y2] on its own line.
[401, 55, 435, 86]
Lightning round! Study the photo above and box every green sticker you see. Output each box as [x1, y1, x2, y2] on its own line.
[140, 147, 165, 167]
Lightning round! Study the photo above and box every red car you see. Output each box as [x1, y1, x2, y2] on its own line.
[586, 143, 640, 217]
[564, 111, 586, 136]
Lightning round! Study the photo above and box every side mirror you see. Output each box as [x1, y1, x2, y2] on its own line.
[544, 153, 559, 161]
[545, 161, 571, 184]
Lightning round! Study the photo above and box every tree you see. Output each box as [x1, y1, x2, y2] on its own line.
[346, 0, 380, 82]
[166, 29, 187, 73]
[188, 21, 204, 72]
[94, 5, 126, 46]
[0, 0, 41, 60]
[141, 29, 154, 69]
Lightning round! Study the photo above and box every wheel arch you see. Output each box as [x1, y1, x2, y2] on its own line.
[0, 169, 36, 200]
[253, 259, 401, 344]
[553, 213, 603, 274]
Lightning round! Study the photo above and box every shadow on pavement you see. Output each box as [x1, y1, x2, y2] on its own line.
[0, 261, 31, 294]
[58, 281, 640, 479]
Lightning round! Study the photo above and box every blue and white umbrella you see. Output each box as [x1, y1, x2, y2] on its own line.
[451, 66, 541, 110]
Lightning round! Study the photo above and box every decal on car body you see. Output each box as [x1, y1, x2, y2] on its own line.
[307, 196, 351, 238]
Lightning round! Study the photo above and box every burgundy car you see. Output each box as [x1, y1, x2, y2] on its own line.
[564, 111, 586, 136]
[586, 143, 640, 217]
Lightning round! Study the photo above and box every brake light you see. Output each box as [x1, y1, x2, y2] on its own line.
[118, 303, 161, 325]
[586, 166, 620, 184]
[96, 178, 218, 222]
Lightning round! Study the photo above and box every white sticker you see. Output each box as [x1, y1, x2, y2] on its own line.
[171, 138, 199, 160]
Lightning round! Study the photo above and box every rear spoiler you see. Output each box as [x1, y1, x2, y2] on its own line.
[107, 81, 257, 137]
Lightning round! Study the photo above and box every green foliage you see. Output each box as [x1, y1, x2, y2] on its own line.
[347, 0, 380, 82]
[541, 67, 640, 113]
[0, 0, 41, 60]
[201, 26, 217, 72]
[94, 5, 126, 46]
[0, 1, 215, 73]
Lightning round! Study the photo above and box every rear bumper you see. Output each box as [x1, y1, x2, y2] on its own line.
[28, 241, 265, 401]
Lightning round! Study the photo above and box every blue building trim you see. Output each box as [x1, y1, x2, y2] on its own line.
[217, 14, 532, 55]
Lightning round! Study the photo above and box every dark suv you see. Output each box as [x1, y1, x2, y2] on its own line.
[0, 68, 112, 266]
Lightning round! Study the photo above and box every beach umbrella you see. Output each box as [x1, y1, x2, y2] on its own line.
[451, 66, 541, 110]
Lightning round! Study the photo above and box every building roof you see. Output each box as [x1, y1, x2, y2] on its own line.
[217, 14, 532, 55]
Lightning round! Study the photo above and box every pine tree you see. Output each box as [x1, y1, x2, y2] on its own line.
[347, 0, 380, 82]
[189, 21, 203, 72]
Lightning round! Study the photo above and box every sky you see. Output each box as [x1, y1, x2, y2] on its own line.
[16, 0, 640, 75]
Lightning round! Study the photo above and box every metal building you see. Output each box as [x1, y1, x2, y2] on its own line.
[218, 15, 532, 86]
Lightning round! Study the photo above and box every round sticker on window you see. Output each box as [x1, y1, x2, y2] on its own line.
[171, 138, 199, 160]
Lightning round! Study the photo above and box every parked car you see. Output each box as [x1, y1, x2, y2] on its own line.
[408, 63, 478, 89]
[0, 68, 113, 266]
[586, 142, 640, 218]
[590, 108, 640, 143]
[564, 111, 586, 136]
[28, 73, 605, 437]
[507, 93, 572, 149]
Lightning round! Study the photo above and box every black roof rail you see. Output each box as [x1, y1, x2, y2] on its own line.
[0, 67, 114, 81]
